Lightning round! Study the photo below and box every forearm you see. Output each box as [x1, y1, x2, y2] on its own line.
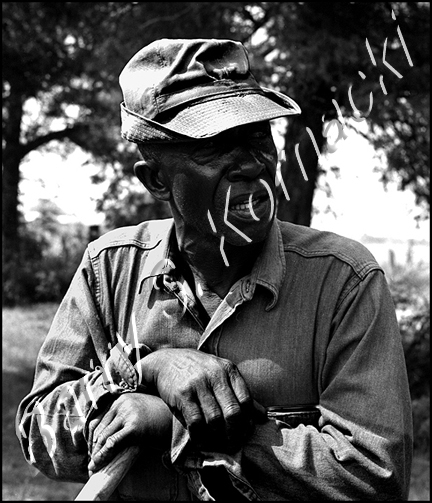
[140, 394, 173, 452]
[241, 272, 412, 500]
[17, 370, 109, 482]
[169, 270, 412, 500]
[242, 408, 409, 500]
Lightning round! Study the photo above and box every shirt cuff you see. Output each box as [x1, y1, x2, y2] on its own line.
[101, 341, 153, 394]
[83, 341, 152, 444]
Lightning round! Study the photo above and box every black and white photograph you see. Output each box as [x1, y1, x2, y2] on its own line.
[3, 2, 429, 500]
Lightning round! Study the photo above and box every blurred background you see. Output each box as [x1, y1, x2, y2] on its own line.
[2, 2, 429, 500]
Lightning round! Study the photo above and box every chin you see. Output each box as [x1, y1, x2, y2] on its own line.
[224, 223, 272, 248]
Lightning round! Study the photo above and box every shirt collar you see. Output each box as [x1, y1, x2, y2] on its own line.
[138, 221, 176, 293]
[248, 219, 286, 310]
[139, 219, 286, 310]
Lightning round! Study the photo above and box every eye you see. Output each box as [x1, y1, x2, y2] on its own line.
[248, 123, 271, 140]
[251, 131, 268, 139]
[190, 140, 219, 163]
[200, 140, 216, 152]
[197, 141, 217, 157]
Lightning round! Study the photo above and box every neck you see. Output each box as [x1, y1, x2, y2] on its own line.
[174, 226, 263, 298]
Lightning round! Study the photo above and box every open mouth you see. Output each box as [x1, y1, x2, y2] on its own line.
[228, 191, 270, 221]
[229, 195, 266, 212]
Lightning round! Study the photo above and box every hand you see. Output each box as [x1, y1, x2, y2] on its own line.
[87, 393, 172, 474]
[139, 348, 256, 452]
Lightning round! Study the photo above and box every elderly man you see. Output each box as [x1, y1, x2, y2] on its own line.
[17, 38, 412, 501]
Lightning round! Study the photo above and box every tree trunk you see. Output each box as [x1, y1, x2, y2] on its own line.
[2, 88, 24, 305]
[276, 110, 325, 226]
[2, 84, 89, 305]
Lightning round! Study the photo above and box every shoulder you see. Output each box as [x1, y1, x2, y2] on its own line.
[87, 218, 173, 259]
[277, 220, 382, 279]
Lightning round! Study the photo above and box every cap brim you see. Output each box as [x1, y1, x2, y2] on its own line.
[159, 90, 301, 139]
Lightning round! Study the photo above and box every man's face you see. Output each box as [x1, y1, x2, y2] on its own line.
[159, 121, 278, 247]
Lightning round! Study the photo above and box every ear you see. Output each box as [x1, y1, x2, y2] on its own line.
[134, 160, 171, 201]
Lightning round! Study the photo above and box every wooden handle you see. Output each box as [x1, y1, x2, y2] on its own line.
[75, 445, 140, 501]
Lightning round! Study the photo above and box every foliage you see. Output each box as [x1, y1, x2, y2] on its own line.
[2, 200, 88, 305]
[2, 2, 264, 302]
[2, 2, 430, 303]
[101, 185, 172, 230]
[254, 2, 430, 223]
[387, 261, 430, 456]
[90, 2, 430, 227]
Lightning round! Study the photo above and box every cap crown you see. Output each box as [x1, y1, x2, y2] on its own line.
[120, 38, 260, 119]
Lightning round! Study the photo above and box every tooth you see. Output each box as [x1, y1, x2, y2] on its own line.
[231, 198, 262, 211]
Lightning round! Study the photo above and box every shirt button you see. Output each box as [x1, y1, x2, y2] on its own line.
[119, 380, 128, 389]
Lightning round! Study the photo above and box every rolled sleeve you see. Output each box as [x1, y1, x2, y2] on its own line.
[15, 249, 149, 482]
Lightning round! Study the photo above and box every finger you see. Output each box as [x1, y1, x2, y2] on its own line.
[91, 407, 118, 448]
[89, 427, 129, 472]
[197, 385, 224, 427]
[91, 418, 122, 460]
[190, 386, 224, 448]
[202, 380, 243, 450]
[87, 399, 118, 445]
[181, 398, 205, 442]
[226, 366, 253, 410]
[87, 412, 107, 448]
[212, 370, 257, 450]
[212, 376, 243, 422]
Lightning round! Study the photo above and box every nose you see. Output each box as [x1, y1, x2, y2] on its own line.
[226, 149, 265, 182]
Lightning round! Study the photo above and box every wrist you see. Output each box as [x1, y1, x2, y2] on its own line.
[142, 394, 173, 450]
[136, 351, 158, 390]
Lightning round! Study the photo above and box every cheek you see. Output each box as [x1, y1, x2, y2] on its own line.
[171, 173, 211, 218]
[260, 143, 278, 172]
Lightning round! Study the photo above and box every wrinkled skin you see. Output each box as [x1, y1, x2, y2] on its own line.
[139, 348, 257, 452]
[89, 121, 276, 472]
[87, 393, 172, 474]
[157, 120, 278, 250]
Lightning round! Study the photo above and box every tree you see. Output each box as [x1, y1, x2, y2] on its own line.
[2, 1, 260, 303]
[3, 2, 429, 303]
[248, 2, 430, 225]
[2, 1, 126, 303]
[92, 2, 430, 227]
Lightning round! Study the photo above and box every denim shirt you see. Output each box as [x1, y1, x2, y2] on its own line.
[16, 218, 413, 500]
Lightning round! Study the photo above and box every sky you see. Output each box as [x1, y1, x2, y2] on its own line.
[19, 124, 429, 246]
[20, 147, 107, 226]
[309, 126, 429, 242]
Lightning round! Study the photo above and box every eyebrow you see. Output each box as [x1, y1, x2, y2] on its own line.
[189, 138, 218, 155]
[188, 123, 272, 155]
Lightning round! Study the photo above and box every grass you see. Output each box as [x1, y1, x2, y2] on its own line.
[2, 303, 84, 501]
[2, 303, 430, 500]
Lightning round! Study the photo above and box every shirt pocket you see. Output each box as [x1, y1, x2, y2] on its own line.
[266, 405, 321, 429]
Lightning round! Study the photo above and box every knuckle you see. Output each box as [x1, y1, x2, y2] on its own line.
[203, 405, 223, 426]
[186, 411, 203, 430]
[220, 357, 236, 372]
[206, 407, 223, 423]
[177, 384, 195, 400]
[224, 402, 242, 421]
[239, 394, 253, 407]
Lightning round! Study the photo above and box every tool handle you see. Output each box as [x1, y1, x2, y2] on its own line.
[75, 445, 140, 501]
